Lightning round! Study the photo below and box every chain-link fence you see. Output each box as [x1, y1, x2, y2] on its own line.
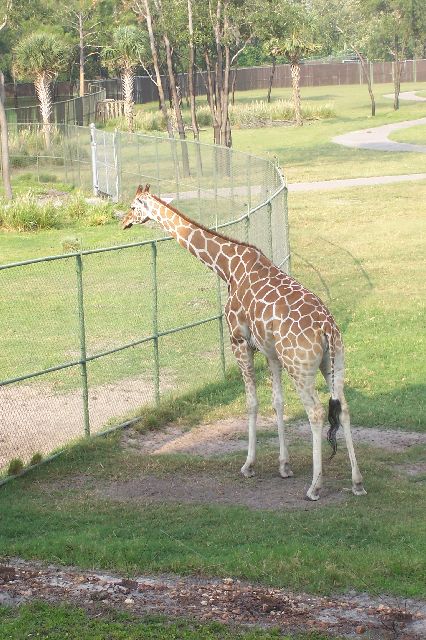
[0, 124, 289, 479]
[5, 86, 106, 125]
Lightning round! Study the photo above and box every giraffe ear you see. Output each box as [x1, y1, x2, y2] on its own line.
[136, 184, 144, 195]
[162, 197, 174, 205]
[144, 184, 150, 193]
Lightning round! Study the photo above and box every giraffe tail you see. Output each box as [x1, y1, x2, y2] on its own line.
[324, 329, 340, 459]
[327, 397, 341, 459]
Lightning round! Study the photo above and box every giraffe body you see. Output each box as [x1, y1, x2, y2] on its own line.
[123, 185, 366, 500]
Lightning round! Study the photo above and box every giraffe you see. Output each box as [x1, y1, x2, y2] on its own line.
[122, 185, 366, 501]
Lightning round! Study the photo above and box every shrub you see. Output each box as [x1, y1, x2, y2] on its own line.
[61, 236, 81, 252]
[7, 458, 24, 476]
[127, 100, 335, 133]
[0, 193, 61, 231]
[29, 452, 43, 466]
[66, 195, 88, 220]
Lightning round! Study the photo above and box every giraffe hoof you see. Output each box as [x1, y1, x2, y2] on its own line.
[352, 483, 367, 496]
[241, 465, 255, 478]
[279, 463, 294, 478]
[305, 488, 320, 501]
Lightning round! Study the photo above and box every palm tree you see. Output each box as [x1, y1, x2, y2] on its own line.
[102, 26, 149, 132]
[13, 32, 69, 147]
[268, 8, 320, 126]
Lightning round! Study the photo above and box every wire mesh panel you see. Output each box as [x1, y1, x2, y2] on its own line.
[1, 125, 289, 479]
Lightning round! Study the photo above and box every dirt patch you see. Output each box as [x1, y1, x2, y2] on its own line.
[395, 463, 426, 478]
[121, 417, 426, 458]
[54, 418, 425, 511]
[1, 558, 425, 639]
[97, 473, 345, 511]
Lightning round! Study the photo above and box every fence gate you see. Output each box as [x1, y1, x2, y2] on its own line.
[90, 123, 121, 202]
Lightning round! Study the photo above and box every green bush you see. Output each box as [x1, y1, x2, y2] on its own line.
[0, 193, 60, 231]
[7, 458, 24, 476]
[127, 100, 334, 133]
[0, 191, 115, 232]
[29, 452, 43, 466]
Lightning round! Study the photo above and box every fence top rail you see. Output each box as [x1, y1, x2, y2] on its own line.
[0, 236, 171, 271]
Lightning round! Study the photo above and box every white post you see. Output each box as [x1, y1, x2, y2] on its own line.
[90, 122, 99, 196]
[113, 129, 121, 203]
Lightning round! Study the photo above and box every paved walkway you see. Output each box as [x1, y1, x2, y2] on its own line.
[383, 90, 426, 102]
[332, 116, 426, 153]
[289, 172, 426, 192]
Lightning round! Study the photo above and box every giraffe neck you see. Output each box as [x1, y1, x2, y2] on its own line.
[151, 200, 247, 282]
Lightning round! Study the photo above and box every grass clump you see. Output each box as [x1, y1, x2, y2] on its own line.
[114, 100, 335, 133]
[0, 601, 332, 640]
[7, 458, 24, 476]
[29, 452, 43, 466]
[0, 192, 116, 232]
[0, 193, 60, 231]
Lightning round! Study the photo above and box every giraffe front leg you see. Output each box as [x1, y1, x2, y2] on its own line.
[268, 357, 293, 478]
[231, 338, 258, 478]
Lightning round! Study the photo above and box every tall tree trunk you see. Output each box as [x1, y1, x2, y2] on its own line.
[35, 72, 52, 147]
[231, 66, 237, 105]
[0, 71, 13, 200]
[187, 0, 199, 141]
[143, 0, 174, 138]
[163, 35, 186, 141]
[122, 68, 135, 132]
[267, 57, 276, 103]
[204, 49, 220, 144]
[163, 33, 189, 175]
[220, 42, 231, 147]
[393, 47, 403, 111]
[290, 62, 302, 126]
[78, 12, 85, 97]
[358, 55, 375, 117]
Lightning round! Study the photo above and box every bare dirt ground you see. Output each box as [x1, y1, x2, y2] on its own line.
[0, 373, 172, 469]
[121, 417, 426, 457]
[1, 559, 425, 639]
[43, 416, 426, 511]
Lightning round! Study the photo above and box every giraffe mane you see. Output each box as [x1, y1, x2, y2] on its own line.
[149, 194, 266, 255]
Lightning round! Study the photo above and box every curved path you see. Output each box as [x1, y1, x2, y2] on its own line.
[332, 116, 426, 153]
[383, 90, 426, 102]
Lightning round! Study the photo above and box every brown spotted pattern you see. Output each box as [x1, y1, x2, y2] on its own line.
[122, 185, 366, 501]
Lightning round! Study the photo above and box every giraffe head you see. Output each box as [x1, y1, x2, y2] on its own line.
[122, 184, 173, 229]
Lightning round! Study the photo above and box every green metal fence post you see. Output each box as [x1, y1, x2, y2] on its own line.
[75, 253, 90, 437]
[151, 242, 160, 405]
[267, 198, 273, 260]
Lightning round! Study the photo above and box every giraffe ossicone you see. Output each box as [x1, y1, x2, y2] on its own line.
[122, 186, 366, 501]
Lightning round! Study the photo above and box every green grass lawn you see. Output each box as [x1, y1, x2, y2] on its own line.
[0, 603, 336, 640]
[389, 123, 426, 144]
[0, 432, 425, 598]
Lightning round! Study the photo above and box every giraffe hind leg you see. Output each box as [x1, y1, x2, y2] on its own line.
[231, 338, 258, 478]
[291, 373, 325, 501]
[320, 353, 367, 496]
[267, 356, 293, 478]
